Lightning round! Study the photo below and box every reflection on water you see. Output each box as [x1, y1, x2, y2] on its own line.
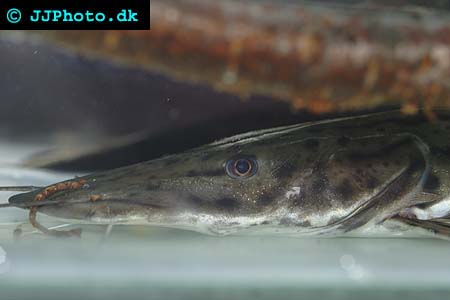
[2, 225, 450, 299]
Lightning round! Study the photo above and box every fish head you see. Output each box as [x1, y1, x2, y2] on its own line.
[8, 124, 430, 235]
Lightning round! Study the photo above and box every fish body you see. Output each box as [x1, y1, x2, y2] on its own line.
[8, 111, 450, 238]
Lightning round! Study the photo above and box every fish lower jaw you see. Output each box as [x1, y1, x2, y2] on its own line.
[87, 212, 272, 235]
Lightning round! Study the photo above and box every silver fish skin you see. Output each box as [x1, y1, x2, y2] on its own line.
[8, 110, 450, 238]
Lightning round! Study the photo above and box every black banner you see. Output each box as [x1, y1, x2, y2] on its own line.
[0, 0, 150, 30]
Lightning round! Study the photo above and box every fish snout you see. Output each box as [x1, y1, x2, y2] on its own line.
[8, 190, 41, 207]
[7, 178, 102, 218]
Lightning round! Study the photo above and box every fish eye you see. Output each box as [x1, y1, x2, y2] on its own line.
[225, 156, 258, 178]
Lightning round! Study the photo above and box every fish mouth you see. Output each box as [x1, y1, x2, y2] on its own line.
[9, 195, 167, 222]
[6, 177, 171, 222]
[6, 183, 168, 237]
[7, 190, 88, 209]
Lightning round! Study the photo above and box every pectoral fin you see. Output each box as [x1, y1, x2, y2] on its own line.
[391, 215, 450, 238]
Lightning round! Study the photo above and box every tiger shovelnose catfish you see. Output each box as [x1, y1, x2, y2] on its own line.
[3, 110, 450, 239]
